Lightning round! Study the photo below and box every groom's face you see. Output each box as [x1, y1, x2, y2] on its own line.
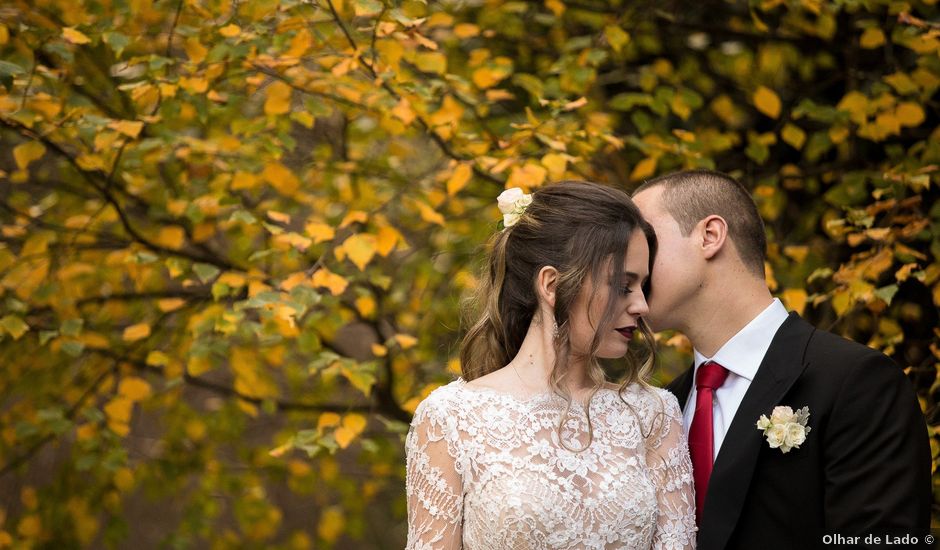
[632, 186, 702, 332]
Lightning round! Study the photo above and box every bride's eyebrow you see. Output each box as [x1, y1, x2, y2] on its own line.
[610, 272, 647, 284]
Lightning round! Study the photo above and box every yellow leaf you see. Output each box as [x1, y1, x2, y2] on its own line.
[286, 29, 312, 58]
[231, 171, 259, 190]
[783, 245, 809, 263]
[122, 323, 151, 342]
[343, 233, 377, 271]
[505, 163, 547, 190]
[108, 120, 144, 138]
[280, 271, 309, 291]
[428, 95, 464, 129]
[17, 515, 41, 538]
[311, 267, 348, 296]
[118, 377, 152, 401]
[355, 296, 376, 317]
[305, 221, 335, 244]
[219, 24, 241, 37]
[261, 162, 300, 196]
[179, 76, 209, 94]
[274, 232, 312, 251]
[267, 210, 291, 224]
[156, 226, 185, 249]
[217, 272, 246, 287]
[113, 467, 135, 492]
[541, 153, 568, 181]
[146, 351, 170, 366]
[94, 132, 119, 152]
[317, 412, 341, 431]
[780, 288, 808, 315]
[264, 81, 292, 116]
[104, 397, 132, 424]
[454, 23, 480, 38]
[394, 334, 418, 349]
[832, 288, 852, 316]
[13, 141, 46, 170]
[670, 94, 691, 120]
[781, 123, 806, 149]
[376, 225, 402, 256]
[157, 298, 186, 312]
[414, 52, 447, 74]
[446, 163, 472, 196]
[371, 343, 387, 357]
[829, 125, 849, 144]
[318, 506, 345, 543]
[837, 91, 869, 124]
[187, 355, 212, 377]
[62, 27, 91, 44]
[472, 66, 509, 89]
[604, 25, 630, 53]
[334, 414, 367, 448]
[339, 210, 368, 228]
[753, 86, 782, 119]
[860, 27, 885, 49]
[415, 201, 445, 226]
[896, 102, 925, 127]
[630, 157, 657, 181]
[185, 37, 208, 63]
[391, 98, 416, 125]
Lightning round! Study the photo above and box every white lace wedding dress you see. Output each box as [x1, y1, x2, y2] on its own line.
[405, 379, 696, 549]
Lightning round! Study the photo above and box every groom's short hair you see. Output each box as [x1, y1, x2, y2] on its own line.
[634, 170, 766, 277]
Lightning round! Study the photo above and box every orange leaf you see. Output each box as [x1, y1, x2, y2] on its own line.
[753, 86, 782, 119]
[62, 27, 91, 44]
[264, 81, 292, 115]
[122, 323, 151, 342]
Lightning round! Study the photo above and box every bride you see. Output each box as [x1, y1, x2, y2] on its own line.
[405, 181, 695, 549]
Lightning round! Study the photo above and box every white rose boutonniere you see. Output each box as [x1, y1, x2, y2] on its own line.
[496, 187, 533, 228]
[756, 405, 811, 453]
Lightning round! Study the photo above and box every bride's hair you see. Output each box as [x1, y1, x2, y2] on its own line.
[459, 180, 660, 450]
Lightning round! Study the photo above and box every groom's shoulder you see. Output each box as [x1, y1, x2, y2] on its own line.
[795, 316, 899, 373]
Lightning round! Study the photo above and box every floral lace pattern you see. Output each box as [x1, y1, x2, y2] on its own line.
[405, 380, 696, 549]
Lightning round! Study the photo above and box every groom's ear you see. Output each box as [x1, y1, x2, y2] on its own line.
[699, 215, 728, 260]
[535, 265, 558, 307]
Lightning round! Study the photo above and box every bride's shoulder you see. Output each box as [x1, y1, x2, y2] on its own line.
[411, 380, 464, 422]
[608, 383, 682, 419]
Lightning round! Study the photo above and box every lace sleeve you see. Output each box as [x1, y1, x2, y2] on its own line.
[405, 390, 463, 549]
[647, 390, 696, 550]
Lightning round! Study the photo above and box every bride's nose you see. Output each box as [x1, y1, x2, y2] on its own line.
[628, 291, 650, 317]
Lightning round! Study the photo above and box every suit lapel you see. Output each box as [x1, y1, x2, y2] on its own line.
[698, 313, 816, 550]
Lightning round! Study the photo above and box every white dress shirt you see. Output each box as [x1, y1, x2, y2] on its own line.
[681, 298, 790, 461]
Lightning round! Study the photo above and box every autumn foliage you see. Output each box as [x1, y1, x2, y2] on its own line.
[0, 0, 938, 546]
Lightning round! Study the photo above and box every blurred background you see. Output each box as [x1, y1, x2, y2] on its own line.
[0, 0, 937, 547]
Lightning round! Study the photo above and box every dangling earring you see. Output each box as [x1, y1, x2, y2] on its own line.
[552, 320, 559, 339]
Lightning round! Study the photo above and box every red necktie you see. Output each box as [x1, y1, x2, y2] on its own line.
[688, 361, 729, 525]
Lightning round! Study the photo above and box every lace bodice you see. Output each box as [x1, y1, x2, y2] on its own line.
[405, 380, 696, 549]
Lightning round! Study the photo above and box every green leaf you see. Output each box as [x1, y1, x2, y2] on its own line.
[0, 315, 29, 340]
[104, 32, 131, 57]
[62, 341, 86, 357]
[61, 318, 84, 337]
[874, 284, 899, 305]
[193, 263, 221, 283]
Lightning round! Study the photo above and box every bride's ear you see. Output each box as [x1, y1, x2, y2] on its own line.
[535, 265, 558, 308]
[699, 214, 729, 260]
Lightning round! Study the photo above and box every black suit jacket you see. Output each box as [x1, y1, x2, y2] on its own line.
[667, 313, 931, 550]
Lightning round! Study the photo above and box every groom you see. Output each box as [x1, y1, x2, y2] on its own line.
[633, 170, 931, 549]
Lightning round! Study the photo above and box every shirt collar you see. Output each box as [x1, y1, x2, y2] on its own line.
[692, 298, 790, 381]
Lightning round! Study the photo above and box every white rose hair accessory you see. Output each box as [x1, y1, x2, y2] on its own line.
[496, 187, 533, 228]
[756, 405, 811, 453]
